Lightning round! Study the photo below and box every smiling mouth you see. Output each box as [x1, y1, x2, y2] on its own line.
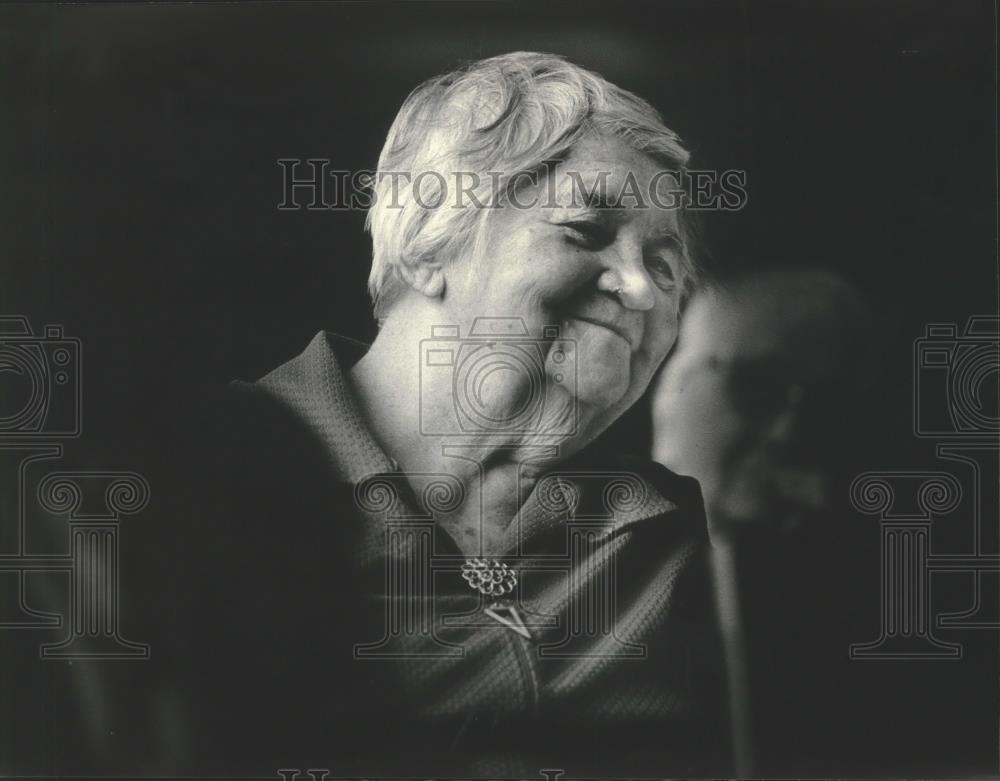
[571, 315, 634, 349]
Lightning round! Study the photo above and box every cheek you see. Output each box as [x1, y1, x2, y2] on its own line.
[642, 306, 680, 366]
[537, 242, 597, 297]
[521, 249, 602, 324]
[481, 232, 582, 299]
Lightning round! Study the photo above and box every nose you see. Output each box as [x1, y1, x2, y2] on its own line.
[598, 238, 657, 311]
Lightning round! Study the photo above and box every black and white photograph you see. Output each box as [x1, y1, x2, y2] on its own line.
[1, 2, 997, 778]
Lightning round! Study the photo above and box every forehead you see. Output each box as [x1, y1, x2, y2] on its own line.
[547, 134, 682, 230]
[560, 132, 666, 178]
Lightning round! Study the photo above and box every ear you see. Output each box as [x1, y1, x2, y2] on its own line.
[396, 258, 445, 299]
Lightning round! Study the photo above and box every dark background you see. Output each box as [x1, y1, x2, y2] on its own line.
[1, 0, 997, 777]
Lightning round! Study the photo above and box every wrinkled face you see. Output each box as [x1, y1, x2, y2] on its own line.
[440, 133, 686, 445]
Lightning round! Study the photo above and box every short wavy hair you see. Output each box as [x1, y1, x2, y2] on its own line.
[365, 51, 693, 320]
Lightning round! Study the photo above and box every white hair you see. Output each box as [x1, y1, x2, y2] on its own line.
[364, 51, 693, 320]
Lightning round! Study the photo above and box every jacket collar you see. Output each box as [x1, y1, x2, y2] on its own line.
[253, 331, 701, 545]
[255, 331, 397, 484]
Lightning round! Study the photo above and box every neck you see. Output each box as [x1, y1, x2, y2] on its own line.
[348, 298, 567, 555]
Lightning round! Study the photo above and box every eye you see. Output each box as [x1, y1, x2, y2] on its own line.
[645, 254, 678, 292]
[562, 220, 613, 249]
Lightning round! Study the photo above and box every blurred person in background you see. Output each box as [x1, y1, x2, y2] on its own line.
[652, 267, 871, 774]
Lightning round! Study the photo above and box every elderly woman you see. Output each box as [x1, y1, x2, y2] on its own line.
[159, 52, 726, 778]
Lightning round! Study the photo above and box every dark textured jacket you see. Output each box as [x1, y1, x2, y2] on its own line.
[161, 331, 729, 777]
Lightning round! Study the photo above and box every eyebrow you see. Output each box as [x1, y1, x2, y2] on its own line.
[557, 174, 687, 247]
[576, 187, 685, 235]
[569, 198, 686, 248]
[651, 225, 683, 244]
